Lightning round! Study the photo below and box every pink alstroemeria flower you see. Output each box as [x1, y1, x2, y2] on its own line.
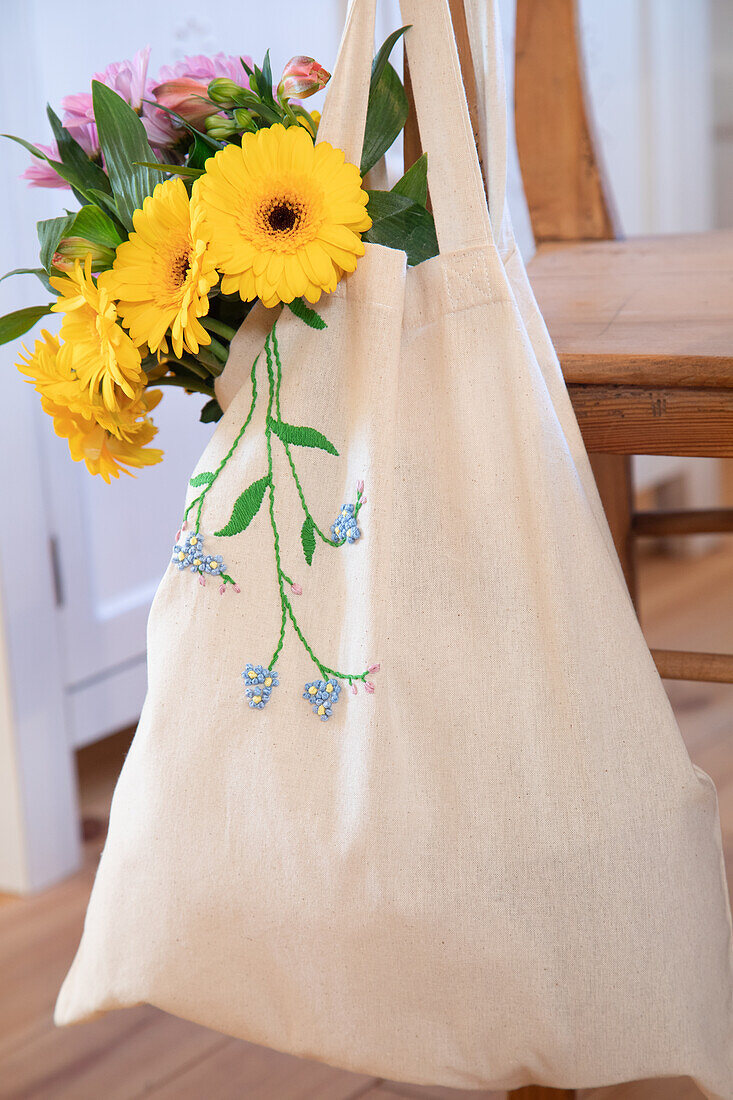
[151, 77, 220, 127]
[277, 56, 330, 100]
[21, 142, 70, 189]
[155, 53, 253, 88]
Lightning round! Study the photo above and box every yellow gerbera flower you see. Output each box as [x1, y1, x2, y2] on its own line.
[50, 256, 144, 410]
[105, 177, 219, 359]
[193, 123, 371, 307]
[17, 330, 163, 481]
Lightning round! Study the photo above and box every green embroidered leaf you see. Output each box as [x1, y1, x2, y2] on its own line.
[92, 80, 159, 230]
[364, 190, 439, 266]
[392, 152, 428, 206]
[287, 297, 327, 329]
[301, 515, 316, 566]
[0, 304, 54, 346]
[214, 475, 269, 537]
[269, 419, 339, 456]
[189, 471, 214, 487]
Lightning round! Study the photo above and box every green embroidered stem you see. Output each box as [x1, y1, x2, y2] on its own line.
[184, 355, 259, 526]
[264, 330, 368, 684]
[270, 323, 336, 546]
[265, 335, 288, 669]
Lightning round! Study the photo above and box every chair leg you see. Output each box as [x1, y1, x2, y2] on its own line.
[509, 1089, 577, 1098]
[589, 452, 637, 606]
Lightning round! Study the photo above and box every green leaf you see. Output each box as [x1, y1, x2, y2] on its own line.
[371, 26, 410, 87]
[287, 297, 327, 329]
[70, 204, 123, 250]
[46, 105, 112, 196]
[214, 475, 269, 537]
[37, 214, 75, 272]
[269, 419, 339, 456]
[360, 61, 408, 176]
[364, 190, 439, 266]
[2, 133, 50, 160]
[86, 188, 127, 235]
[392, 152, 428, 206]
[143, 101, 224, 150]
[189, 471, 214, 487]
[187, 132, 216, 171]
[92, 80, 159, 230]
[135, 160, 204, 179]
[301, 515, 316, 566]
[0, 268, 54, 293]
[0, 304, 54, 346]
[199, 398, 223, 423]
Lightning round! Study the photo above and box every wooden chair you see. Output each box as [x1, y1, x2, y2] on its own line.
[404, 1, 733, 1097]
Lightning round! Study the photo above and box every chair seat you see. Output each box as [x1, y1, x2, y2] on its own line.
[528, 230, 733, 388]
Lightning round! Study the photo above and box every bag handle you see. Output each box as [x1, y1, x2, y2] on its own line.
[320, 0, 494, 256]
[463, 0, 510, 252]
[317, 0, 377, 168]
[399, 0, 493, 254]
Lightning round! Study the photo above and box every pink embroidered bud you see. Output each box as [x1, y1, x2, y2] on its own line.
[175, 530, 181, 541]
[360, 497, 367, 506]
[368, 663, 380, 674]
[199, 577, 206, 587]
[291, 582, 303, 596]
[356, 480, 364, 495]
[234, 584, 241, 593]
[277, 56, 330, 100]
[181, 521, 187, 531]
[219, 584, 226, 595]
[364, 680, 375, 694]
[351, 683, 358, 695]
[152, 77, 220, 125]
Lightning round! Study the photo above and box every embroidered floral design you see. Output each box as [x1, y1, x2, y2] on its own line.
[243, 664, 279, 709]
[331, 502, 361, 544]
[303, 678, 341, 720]
[171, 529, 237, 590]
[180, 315, 380, 710]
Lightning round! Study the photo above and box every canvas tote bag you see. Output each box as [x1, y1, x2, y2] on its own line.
[57, 0, 733, 1095]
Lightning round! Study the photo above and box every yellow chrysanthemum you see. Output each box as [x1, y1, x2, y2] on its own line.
[193, 123, 371, 307]
[50, 256, 143, 410]
[17, 329, 163, 482]
[105, 177, 219, 359]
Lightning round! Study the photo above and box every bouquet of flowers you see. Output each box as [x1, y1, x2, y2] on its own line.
[1, 34, 435, 480]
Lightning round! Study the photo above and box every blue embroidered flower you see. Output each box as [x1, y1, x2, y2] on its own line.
[331, 503, 361, 545]
[184, 530, 205, 554]
[303, 677, 341, 720]
[188, 547, 207, 574]
[203, 554, 226, 576]
[245, 683, 272, 708]
[242, 664, 278, 709]
[171, 543, 192, 570]
[243, 664, 279, 689]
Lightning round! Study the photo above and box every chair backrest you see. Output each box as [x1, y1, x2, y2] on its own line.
[513, 0, 619, 243]
[404, 0, 621, 246]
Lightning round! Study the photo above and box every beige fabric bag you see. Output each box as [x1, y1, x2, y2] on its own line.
[57, 1, 733, 1095]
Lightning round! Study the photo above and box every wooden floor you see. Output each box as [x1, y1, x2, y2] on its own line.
[2, 531, 733, 1099]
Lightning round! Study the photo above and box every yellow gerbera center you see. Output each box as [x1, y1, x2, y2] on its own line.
[105, 177, 219, 359]
[194, 123, 371, 309]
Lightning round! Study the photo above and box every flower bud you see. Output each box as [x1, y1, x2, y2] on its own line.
[204, 114, 240, 140]
[291, 582, 303, 596]
[277, 56, 330, 100]
[233, 108, 257, 133]
[152, 78, 219, 125]
[364, 680, 375, 694]
[207, 77, 249, 108]
[53, 237, 116, 272]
